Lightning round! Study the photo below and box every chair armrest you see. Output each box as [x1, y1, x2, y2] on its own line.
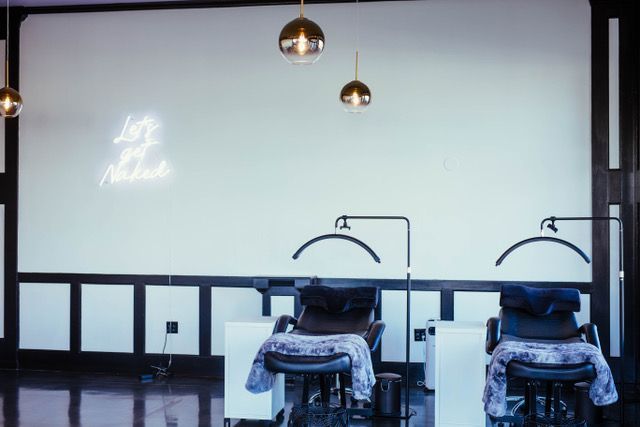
[486, 317, 501, 354]
[272, 315, 297, 334]
[365, 320, 386, 352]
[579, 323, 601, 350]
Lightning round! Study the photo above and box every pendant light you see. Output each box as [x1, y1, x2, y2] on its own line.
[339, 51, 371, 113]
[340, 0, 370, 113]
[278, 0, 325, 65]
[0, 0, 22, 118]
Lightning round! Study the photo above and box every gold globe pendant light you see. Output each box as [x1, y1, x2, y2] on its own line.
[278, 0, 325, 65]
[0, 0, 22, 118]
[340, 0, 370, 113]
[340, 51, 371, 113]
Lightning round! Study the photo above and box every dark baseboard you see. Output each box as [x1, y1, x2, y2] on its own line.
[18, 350, 224, 379]
[16, 348, 428, 384]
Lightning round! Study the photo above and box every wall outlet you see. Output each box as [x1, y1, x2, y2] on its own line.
[414, 328, 426, 341]
[166, 321, 178, 334]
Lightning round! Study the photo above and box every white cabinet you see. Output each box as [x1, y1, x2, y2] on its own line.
[224, 317, 285, 425]
[435, 321, 487, 427]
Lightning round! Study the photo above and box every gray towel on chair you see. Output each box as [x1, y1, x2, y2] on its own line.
[245, 333, 376, 400]
[483, 340, 618, 417]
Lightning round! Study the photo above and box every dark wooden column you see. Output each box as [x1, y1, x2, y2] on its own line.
[590, 0, 639, 390]
[0, 7, 25, 369]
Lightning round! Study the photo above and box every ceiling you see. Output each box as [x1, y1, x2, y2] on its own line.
[10, 0, 189, 7]
[14, 0, 380, 13]
[14, 0, 190, 5]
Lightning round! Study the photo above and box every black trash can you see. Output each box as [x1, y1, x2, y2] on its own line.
[574, 382, 602, 425]
[374, 373, 402, 416]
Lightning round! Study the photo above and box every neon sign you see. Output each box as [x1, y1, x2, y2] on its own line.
[99, 115, 171, 186]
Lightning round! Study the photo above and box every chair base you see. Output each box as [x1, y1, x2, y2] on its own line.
[302, 373, 349, 408]
[493, 380, 593, 427]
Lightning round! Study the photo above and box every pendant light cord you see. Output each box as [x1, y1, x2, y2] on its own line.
[355, 51, 359, 80]
[356, 0, 360, 50]
[299, 0, 304, 18]
[5, 0, 9, 86]
[354, 0, 360, 81]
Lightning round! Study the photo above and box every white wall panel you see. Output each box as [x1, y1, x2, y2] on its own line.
[145, 285, 199, 355]
[608, 19, 620, 170]
[381, 290, 440, 363]
[609, 205, 621, 356]
[81, 284, 134, 353]
[576, 293, 590, 326]
[270, 295, 294, 317]
[211, 287, 262, 355]
[19, 282, 70, 350]
[18, 0, 592, 284]
[454, 291, 500, 323]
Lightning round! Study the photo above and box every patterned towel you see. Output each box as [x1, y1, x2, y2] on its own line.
[483, 340, 618, 417]
[245, 333, 376, 400]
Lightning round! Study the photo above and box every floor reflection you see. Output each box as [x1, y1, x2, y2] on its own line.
[0, 371, 435, 427]
[1, 370, 633, 426]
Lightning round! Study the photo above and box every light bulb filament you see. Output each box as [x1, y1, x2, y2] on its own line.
[351, 91, 361, 106]
[2, 96, 11, 110]
[295, 32, 310, 55]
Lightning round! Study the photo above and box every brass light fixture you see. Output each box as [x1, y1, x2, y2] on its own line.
[0, 0, 22, 118]
[340, 51, 371, 113]
[340, 0, 370, 113]
[278, 0, 325, 65]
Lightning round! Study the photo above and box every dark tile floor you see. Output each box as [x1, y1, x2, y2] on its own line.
[0, 370, 431, 427]
[0, 370, 633, 426]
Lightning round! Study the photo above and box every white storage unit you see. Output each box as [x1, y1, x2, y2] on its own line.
[425, 319, 437, 390]
[224, 317, 285, 425]
[435, 321, 487, 427]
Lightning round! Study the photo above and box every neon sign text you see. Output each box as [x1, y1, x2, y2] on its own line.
[100, 115, 170, 186]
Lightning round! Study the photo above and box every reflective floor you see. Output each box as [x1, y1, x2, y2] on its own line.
[0, 370, 633, 426]
[0, 370, 432, 427]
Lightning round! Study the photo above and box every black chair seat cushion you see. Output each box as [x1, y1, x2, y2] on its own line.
[507, 360, 596, 382]
[264, 351, 351, 375]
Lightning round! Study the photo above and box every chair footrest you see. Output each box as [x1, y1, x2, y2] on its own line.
[507, 361, 596, 382]
[264, 352, 351, 374]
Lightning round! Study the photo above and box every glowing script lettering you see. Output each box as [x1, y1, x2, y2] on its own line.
[100, 115, 170, 186]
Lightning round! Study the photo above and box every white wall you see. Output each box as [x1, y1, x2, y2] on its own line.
[211, 287, 262, 355]
[17, 0, 592, 283]
[382, 290, 440, 362]
[81, 284, 134, 353]
[270, 296, 295, 318]
[145, 285, 200, 355]
[19, 282, 70, 350]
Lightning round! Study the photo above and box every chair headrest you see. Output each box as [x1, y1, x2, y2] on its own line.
[500, 284, 580, 316]
[300, 285, 379, 313]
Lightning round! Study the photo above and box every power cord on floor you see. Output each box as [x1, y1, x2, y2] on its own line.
[150, 330, 173, 378]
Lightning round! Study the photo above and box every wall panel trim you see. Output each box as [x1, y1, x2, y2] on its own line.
[11, 272, 592, 377]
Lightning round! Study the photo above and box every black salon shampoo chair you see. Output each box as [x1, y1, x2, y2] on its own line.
[486, 284, 600, 421]
[265, 285, 385, 408]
